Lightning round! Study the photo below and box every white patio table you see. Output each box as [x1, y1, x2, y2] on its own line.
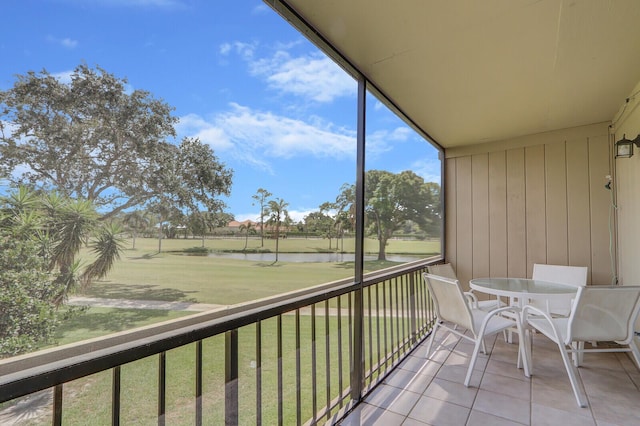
[469, 277, 578, 309]
[469, 277, 579, 361]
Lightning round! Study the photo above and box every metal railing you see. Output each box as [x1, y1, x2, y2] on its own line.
[0, 257, 440, 425]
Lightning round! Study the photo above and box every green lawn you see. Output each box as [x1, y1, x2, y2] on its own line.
[6, 236, 437, 425]
[40, 310, 402, 425]
[81, 236, 440, 306]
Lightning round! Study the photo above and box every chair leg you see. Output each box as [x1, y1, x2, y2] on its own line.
[629, 339, 640, 370]
[464, 338, 484, 387]
[425, 322, 440, 359]
[516, 323, 530, 378]
[572, 341, 584, 367]
[558, 342, 588, 408]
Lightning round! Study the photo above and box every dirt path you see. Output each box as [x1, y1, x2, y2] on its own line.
[67, 296, 225, 312]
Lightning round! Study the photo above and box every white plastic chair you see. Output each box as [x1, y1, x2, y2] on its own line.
[423, 273, 529, 386]
[522, 285, 640, 408]
[427, 263, 505, 311]
[530, 263, 588, 317]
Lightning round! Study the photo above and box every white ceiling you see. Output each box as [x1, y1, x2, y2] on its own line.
[275, 0, 640, 148]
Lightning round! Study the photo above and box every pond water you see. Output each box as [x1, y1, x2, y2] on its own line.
[208, 252, 424, 263]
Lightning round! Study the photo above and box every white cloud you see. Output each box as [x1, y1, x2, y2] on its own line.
[49, 69, 134, 94]
[411, 158, 442, 184]
[222, 39, 354, 103]
[178, 104, 356, 170]
[61, 38, 78, 48]
[74, 0, 186, 8]
[287, 209, 313, 223]
[46, 36, 78, 49]
[233, 212, 260, 222]
[234, 208, 310, 224]
[51, 70, 74, 84]
[219, 41, 257, 61]
[177, 114, 234, 151]
[365, 127, 410, 157]
[251, 4, 269, 15]
[251, 51, 354, 102]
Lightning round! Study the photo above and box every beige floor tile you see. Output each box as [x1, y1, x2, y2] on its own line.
[472, 389, 530, 424]
[401, 417, 431, 425]
[423, 377, 478, 408]
[467, 409, 526, 426]
[407, 395, 470, 426]
[479, 371, 530, 400]
[485, 358, 530, 381]
[443, 350, 489, 372]
[384, 367, 435, 395]
[579, 366, 638, 398]
[531, 375, 585, 414]
[365, 383, 421, 416]
[339, 331, 639, 426]
[338, 402, 407, 426]
[589, 396, 640, 426]
[530, 403, 595, 426]
[434, 364, 482, 388]
[487, 345, 522, 365]
[401, 354, 442, 375]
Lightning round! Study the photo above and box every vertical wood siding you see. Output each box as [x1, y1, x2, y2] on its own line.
[444, 124, 612, 285]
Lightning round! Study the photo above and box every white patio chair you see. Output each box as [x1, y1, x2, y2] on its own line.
[423, 273, 529, 387]
[522, 285, 640, 408]
[530, 263, 588, 317]
[427, 263, 505, 311]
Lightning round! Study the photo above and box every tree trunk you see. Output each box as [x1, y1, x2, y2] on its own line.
[274, 224, 280, 263]
[377, 236, 387, 261]
[158, 220, 163, 253]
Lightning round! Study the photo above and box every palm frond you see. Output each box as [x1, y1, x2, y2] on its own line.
[81, 222, 125, 287]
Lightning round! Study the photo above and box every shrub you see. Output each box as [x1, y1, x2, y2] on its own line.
[183, 246, 209, 256]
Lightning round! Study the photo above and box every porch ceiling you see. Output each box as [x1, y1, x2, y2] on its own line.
[278, 0, 640, 148]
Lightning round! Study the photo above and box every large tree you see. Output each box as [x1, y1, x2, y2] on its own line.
[0, 64, 232, 220]
[339, 170, 440, 261]
[366, 170, 440, 260]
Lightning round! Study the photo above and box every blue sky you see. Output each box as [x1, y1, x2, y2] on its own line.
[1, 0, 440, 222]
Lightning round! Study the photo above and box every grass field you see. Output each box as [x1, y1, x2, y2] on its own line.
[35, 311, 403, 426]
[81, 236, 440, 306]
[3, 236, 438, 425]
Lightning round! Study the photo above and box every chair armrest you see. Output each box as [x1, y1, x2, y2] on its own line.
[522, 304, 565, 344]
[522, 304, 552, 320]
[464, 291, 479, 309]
[486, 305, 522, 317]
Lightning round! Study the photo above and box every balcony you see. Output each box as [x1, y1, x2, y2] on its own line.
[341, 326, 640, 425]
[2, 257, 639, 425]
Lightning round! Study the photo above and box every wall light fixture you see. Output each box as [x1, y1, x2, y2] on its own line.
[615, 134, 640, 158]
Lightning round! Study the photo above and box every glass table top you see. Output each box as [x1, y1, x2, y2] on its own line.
[469, 277, 578, 297]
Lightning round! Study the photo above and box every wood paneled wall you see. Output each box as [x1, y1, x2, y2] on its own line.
[444, 123, 612, 290]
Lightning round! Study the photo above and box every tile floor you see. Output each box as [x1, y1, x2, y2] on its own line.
[338, 328, 640, 426]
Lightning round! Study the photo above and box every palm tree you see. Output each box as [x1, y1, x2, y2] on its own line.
[239, 221, 255, 251]
[122, 210, 149, 249]
[266, 198, 289, 264]
[0, 186, 125, 305]
[148, 202, 179, 253]
[252, 188, 272, 247]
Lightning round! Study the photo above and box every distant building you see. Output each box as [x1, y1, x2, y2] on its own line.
[226, 219, 260, 230]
